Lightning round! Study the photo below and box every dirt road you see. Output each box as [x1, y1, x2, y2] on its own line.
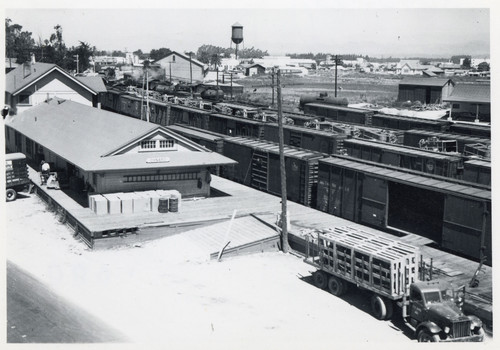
[3, 194, 450, 347]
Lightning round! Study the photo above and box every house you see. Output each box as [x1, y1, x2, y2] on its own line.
[154, 51, 208, 84]
[5, 62, 107, 116]
[443, 84, 490, 122]
[395, 60, 441, 75]
[397, 78, 455, 104]
[4, 99, 236, 198]
[242, 63, 266, 76]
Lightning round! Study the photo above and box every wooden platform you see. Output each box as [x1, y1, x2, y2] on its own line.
[27, 167, 492, 330]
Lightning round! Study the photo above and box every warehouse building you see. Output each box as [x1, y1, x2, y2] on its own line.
[5, 61, 107, 116]
[4, 99, 236, 199]
[154, 51, 208, 83]
[397, 78, 455, 104]
[443, 83, 490, 122]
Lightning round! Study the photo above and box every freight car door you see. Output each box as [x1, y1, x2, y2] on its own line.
[360, 175, 387, 228]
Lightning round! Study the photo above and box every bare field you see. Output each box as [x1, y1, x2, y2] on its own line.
[236, 70, 401, 111]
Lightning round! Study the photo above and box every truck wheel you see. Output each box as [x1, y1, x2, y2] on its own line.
[370, 294, 387, 320]
[6, 189, 17, 202]
[313, 271, 327, 289]
[384, 299, 393, 320]
[327, 276, 344, 296]
[417, 329, 440, 342]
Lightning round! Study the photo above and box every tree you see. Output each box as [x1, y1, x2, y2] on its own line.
[149, 47, 172, 61]
[69, 41, 94, 73]
[477, 62, 490, 72]
[5, 18, 35, 64]
[210, 53, 222, 69]
[462, 57, 471, 69]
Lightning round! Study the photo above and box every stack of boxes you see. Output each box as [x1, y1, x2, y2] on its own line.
[88, 190, 183, 215]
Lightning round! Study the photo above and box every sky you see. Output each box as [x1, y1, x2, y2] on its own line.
[3, 2, 493, 58]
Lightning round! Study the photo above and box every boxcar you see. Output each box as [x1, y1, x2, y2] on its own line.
[463, 159, 491, 186]
[343, 138, 464, 178]
[403, 130, 491, 154]
[166, 124, 225, 153]
[168, 104, 211, 129]
[448, 122, 491, 138]
[262, 123, 348, 155]
[303, 103, 374, 125]
[316, 156, 491, 264]
[207, 113, 265, 138]
[222, 137, 324, 207]
[371, 113, 447, 131]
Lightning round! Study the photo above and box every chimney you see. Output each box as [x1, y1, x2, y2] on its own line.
[31, 53, 36, 64]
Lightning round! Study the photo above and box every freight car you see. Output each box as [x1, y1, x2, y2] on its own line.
[343, 138, 464, 178]
[448, 122, 491, 138]
[303, 103, 375, 125]
[222, 137, 323, 207]
[463, 159, 491, 186]
[316, 156, 491, 264]
[371, 113, 448, 131]
[261, 123, 348, 155]
[403, 130, 491, 155]
[302, 102, 449, 131]
[166, 124, 225, 153]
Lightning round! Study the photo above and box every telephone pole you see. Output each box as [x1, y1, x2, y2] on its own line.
[276, 68, 289, 253]
[74, 54, 79, 74]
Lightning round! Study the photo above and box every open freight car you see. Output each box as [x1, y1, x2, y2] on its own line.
[222, 137, 323, 207]
[403, 130, 491, 154]
[343, 138, 464, 178]
[316, 157, 491, 264]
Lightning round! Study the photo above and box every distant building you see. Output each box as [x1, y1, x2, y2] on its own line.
[443, 84, 490, 122]
[395, 60, 442, 75]
[4, 62, 107, 115]
[397, 78, 455, 104]
[154, 51, 208, 84]
[242, 63, 266, 76]
[4, 99, 236, 197]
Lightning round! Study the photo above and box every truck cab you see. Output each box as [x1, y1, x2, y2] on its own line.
[407, 281, 484, 342]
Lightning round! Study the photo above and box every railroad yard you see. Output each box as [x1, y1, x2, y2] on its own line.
[4, 7, 493, 347]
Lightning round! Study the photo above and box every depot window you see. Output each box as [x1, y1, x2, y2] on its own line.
[18, 94, 31, 105]
[140, 139, 176, 151]
[452, 103, 460, 109]
[124, 172, 197, 183]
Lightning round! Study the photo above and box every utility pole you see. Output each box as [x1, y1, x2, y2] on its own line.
[271, 70, 275, 106]
[230, 73, 233, 99]
[276, 68, 289, 253]
[188, 52, 193, 97]
[334, 55, 341, 98]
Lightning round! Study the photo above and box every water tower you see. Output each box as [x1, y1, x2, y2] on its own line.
[231, 22, 244, 59]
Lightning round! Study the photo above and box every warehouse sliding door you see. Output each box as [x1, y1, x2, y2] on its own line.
[387, 182, 444, 241]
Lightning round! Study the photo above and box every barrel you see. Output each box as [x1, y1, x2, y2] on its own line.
[168, 197, 179, 212]
[158, 197, 169, 213]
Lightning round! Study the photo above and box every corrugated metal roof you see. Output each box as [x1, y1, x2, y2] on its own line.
[399, 78, 453, 87]
[226, 137, 323, 160]
[5, 62, 101, 95]
[320, 157, 490, 200]
[6, 100, 235, 171]
[443, 84, 490, 104]
[344, 139, 461, 160]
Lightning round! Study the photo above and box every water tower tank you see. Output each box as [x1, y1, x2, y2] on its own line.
[231, 22, 243, 44]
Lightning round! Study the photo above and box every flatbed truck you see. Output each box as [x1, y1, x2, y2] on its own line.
[6, 153, 30, 201]
[304, 226, 484, 342]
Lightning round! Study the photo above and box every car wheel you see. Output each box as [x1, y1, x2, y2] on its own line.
[6, 189, 17, 202]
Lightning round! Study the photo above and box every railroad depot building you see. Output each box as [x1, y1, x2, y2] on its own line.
[5, 62, 107, 116]
[397, 78, 455, 104]
[4, 99, 236, 199]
